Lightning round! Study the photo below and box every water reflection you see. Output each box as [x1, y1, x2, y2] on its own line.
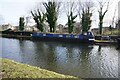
[98, 45, 102, 52]
[1, 37, 119, 78]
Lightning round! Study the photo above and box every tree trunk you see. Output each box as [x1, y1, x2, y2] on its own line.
[99, 21, 103, 34]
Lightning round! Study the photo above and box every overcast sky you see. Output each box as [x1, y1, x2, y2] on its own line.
[0, 0, 119, 28]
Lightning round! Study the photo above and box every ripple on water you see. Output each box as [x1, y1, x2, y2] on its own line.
[1, 37, 119, 78]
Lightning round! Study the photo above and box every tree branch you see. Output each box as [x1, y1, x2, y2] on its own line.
[102, 9, 108, 18]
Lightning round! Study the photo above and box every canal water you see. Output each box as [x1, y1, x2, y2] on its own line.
[0, 37, 119, 78]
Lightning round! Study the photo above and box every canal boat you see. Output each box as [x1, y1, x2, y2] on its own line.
[32, 32, 95, 43]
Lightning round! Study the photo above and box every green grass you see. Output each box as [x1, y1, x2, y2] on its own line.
[95, 29, 120, 36]
[103, 29, 120, 36]
[0, 58, 80, 79]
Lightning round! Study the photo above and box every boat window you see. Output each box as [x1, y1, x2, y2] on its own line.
[88, 32, 91, 35]
[84, 33, 87, 35]
[74, 36, 79, 38]
[43, 34, 46, 36]
[59, 35, 63, 37]
[66, 35, 70, 38]
[37, 33, 39, 35]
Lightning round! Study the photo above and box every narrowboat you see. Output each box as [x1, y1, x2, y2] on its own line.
[32, 32, 95, 43]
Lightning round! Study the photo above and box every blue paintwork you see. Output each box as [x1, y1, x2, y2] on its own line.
[32, 32, 95, 42]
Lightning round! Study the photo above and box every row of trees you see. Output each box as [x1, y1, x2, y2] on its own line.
[31, 1, 60, 33]
[19, 0, 111, 35]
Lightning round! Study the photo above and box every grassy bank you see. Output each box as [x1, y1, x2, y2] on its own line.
[0, 58, 79, 79]
[103, 29, 120, 35]
[96, 29, 120, 36]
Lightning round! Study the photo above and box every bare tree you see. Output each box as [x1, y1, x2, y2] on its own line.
[77, 0, 94, 19]
[31, 9, 46, 32]
[64, 1, 77, 33]
[77, 0, 94, 33]
[111, 4, 117, 28]
[43, 0, 62, 32]
[98, 0, 110, 34]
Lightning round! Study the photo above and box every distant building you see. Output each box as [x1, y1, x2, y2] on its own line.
[91, 28, 99, 35]
[0, 24, 17, 31]
[62, 26, 68, 33]
[43, 23, 49, 32]
[63, 22, 82, 34]
[56, 24, 64, 33]
[24, 26, 33, 32]
[12, 26, 19, 31]
[0, 25, 2, 31]
[27, 22, 81, 33]
[103, 27, 111, 33]
[30, 23, 49, 32]
[74, 22, 81, 34]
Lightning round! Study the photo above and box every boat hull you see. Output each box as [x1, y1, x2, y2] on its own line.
[32, 32, 95, 43]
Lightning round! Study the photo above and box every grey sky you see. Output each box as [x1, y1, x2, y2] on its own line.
[0, 0, 119, 28]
